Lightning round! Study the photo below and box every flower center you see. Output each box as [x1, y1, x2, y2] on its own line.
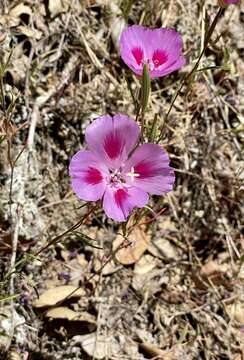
[132, 47, 168, 71]
[108, 168, 125, 186]
[108, 166, 140, 187]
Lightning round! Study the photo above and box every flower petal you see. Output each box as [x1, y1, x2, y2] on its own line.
[69, 150, 108, 201]
[103, 186, 148, 222]
[148, 28, 186, 78]
[120, 25, 149, 75]
[124, 144, 175, 195]
[219, 0, 239, 5]
[85, 114, 140, 168]
[120, 25, 186, 78]
[150, 56, 186, 78]
[147, 28, 184, 60]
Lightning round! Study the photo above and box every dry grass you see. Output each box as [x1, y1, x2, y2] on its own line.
[0, 0, 243, 359]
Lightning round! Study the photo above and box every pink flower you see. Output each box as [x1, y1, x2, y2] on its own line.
[69, 114, 175, 222]
[120, 25, 186, 78]
[219, 0, 239, 4]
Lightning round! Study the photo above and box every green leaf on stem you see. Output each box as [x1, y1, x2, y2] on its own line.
[0, 134, 6, 144]
[141, 63, 151, 115]
[70, 231, 102, 250]
[148, 114, 158, 142]
[0, 294, 19, 302]
[240, 254, 244, 264]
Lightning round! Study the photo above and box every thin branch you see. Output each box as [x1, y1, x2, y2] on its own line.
[157, 7, 223, 143]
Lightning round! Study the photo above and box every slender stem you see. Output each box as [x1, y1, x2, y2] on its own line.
[0, 72, 6, 117]
[34, 205, 95, 256]
[8, 204, 21, 351]
[140, 63, 150, 142]
[138, 207, 167, 226]
[157, 7, 223, 143]
[140, 110, 145, 142]
[8, 159, 14, 217]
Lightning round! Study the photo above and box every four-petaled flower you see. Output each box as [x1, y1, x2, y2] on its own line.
[69, 114, 175, 222]
[120, 25, 186, 78]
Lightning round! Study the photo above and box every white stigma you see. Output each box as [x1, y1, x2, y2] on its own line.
[126, 167, 140, 181]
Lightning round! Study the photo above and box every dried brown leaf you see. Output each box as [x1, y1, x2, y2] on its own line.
[113, 227, 150, 265]
[79, 333, 120, 359]
[45, 306, 79, 320]
[226, 302, 244, 324]
[148, 238, 179, 260]
[16, 25, 42, 40]
[45, 307, 96, 326]
[9, 4, 32, 18]
[132, 269, 168, 294]
[139, 341, 172, 359]
[48, 0, 69, 18]
[32, 285, 85, 308]
[93, 257, 121, 275]
[134, 254, 158, 275]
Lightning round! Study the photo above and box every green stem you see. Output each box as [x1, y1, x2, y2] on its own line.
[157, 7, 223, 143]
[140, 63, 151, 142]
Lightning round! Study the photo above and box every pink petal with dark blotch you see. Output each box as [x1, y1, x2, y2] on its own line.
[124, 143, 175, 195]
[152, 49, 168, 68]
[150, 56, 186, 78]
[120, 25, 152, 75]
[85, 167, 103, 185]
[103, 186, 148, 222]
[131, 47, 144, 65]
[69, 150, 108, 201]
[103, 132, 123, 160]
[85, 114, 140, 168]
[120, 25, 186, 78]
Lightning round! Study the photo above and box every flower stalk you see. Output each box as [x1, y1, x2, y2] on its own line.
[157, 6, 224, 143]
[140, 63, 151, 141]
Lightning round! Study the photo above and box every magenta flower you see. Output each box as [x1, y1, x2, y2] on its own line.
[69, 114, 175, 222]
[120, 25, 186, 78]
[219, 0, 239, 4]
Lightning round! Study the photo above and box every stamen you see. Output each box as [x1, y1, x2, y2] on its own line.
[109, 168, 125, 185]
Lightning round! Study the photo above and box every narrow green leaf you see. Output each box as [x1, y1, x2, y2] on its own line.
[0, 134, 6, 144]
[148, 114, 158, 142]
[70, 231, 102, 249]
[0, 62, 4, 76]
[0, 294, 19, 302]
[197, 65, 226, 72]
[141, 63, 151, 115]
[0, 331, 11, 338]
[121, 0, 135, 19]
